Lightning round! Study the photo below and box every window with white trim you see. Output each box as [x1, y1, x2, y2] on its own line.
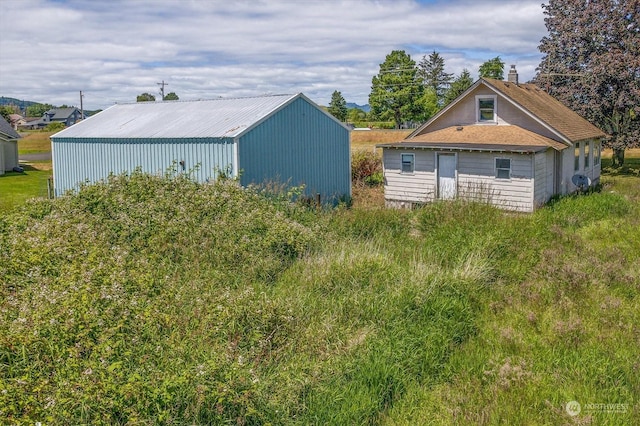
[401, 153, 415, 174]
[594, 142, 601, 165]
[574, 142, 580, 171]
[584, 141, 590, 168]
[495, 158, 511, 179]
[476, 95, 497, 122]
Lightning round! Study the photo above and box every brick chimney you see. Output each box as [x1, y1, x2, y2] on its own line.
[507, 65, 519, 84]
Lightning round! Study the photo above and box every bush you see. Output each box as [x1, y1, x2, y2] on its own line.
[0, 170, 318, 424]
[44, 122, 65, 132]
[351, 149, 383, 187]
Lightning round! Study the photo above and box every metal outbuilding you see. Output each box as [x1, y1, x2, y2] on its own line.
[51, 93, 351, 202]
[0, 115, 21, 175]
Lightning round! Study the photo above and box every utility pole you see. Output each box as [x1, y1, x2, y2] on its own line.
[79, 91, 84, 119]
[157, 80, 168, 100]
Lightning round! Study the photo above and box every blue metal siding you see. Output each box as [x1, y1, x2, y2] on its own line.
[238, 97, 350, 203]
[52, 137, 234, 196]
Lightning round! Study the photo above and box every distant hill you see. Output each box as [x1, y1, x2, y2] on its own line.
[0, 96, 38, 110]
[1, 96, 99, 117]
[346, 102, 370, 112]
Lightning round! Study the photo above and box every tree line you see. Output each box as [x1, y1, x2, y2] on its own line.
[328, 53, 504, 128]
[328, 0, 638, 164]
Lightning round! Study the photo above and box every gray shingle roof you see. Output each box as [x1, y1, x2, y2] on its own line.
[0, 115, 21, 139]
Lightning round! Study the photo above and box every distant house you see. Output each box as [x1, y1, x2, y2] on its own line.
[0, 115, 21, 175]
[8, 114, 26, 130]
[51, 94, 351, 202]
[378, 66, 607, 212]
[23, 107, 83, 129]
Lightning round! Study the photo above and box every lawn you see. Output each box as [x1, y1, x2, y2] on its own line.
[0, 132, 54, 212]
[0, 167, 53, 213]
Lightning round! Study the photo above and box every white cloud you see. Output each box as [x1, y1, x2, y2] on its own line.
[0, 0, 547, 110]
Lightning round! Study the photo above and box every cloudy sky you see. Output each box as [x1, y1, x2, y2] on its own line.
[0, 0, 548, 111]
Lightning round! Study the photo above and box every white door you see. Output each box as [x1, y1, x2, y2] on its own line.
[437, 154, 457, 199]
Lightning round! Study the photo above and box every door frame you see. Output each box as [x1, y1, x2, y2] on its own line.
[435, 152, 458, 200]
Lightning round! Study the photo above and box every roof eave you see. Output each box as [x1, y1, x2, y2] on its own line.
[377, 142, 547, 154]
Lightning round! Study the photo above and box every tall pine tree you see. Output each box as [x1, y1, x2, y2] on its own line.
[417, 51, 453, 106]
[328, 90, 347, 122]
[443, 69, 474, 105]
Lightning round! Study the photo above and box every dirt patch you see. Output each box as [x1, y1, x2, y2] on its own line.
[20, 162, 53, 171]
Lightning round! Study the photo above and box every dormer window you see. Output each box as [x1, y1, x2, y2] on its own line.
[476, 95, 497, 122]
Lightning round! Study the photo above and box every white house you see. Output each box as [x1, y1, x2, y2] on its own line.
[0, 115, 20, 175]
[378, 67, 607, 212]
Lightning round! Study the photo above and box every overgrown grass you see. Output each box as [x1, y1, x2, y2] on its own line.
[17, 131, 54, 155]
[1, 164, 639, 424]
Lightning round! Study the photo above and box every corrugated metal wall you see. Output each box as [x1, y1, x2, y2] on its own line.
[238, 97, 351, 203]
[52, 137, 234, 196]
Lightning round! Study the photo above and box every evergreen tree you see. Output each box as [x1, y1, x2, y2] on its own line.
[536, 0, 639, 166]
[479, 56, 505, 80]
[443, 69, 474, 105]
[328, 90, 348, 122]
[417, 51, 453, 106]
[369, 50, 423, 129]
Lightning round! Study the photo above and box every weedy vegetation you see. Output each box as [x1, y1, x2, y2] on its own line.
[1, 154, 639, 424]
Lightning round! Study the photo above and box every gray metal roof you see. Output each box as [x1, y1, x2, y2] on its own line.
[52, 94, 300, 139]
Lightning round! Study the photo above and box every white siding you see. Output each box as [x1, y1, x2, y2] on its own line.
[383, 150, 435, 204]
[457, 152, 534, 212]
[545, 149, 555, 200]
[384, 149, 535, 212]
[532, 149, 557, 206]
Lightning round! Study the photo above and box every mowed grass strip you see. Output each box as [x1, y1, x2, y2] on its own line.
[0, 167, 53, 212]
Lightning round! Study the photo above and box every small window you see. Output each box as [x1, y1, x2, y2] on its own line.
[401, 153, 414, 174]
[574, 142, 580, 171]
[594, 142, 601, 165]
[495, 158, 511, 179]
[478, 98, 495, 121]
[584, 141, 590, 168]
